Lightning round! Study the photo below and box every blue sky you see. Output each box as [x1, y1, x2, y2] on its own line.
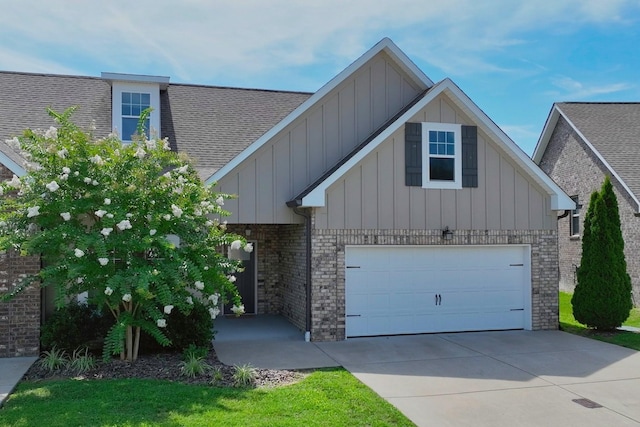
[1, 0, 639, 155]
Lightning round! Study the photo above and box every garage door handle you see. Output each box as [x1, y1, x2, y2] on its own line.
[510, 308, 524, 311]
[346, 314, 361, 317]
[435, 294, 442, 306]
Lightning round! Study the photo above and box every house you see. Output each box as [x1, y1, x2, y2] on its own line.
[533, 102, 640, 305]
[0, 38, 573, 357]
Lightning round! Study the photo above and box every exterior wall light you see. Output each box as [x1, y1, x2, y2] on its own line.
[442, 226, 454, 241]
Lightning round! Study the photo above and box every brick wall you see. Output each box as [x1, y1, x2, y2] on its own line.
[279, 224, 307, 331]
[0, 164, 41, 357]
[309, 220, 559, 341]
[539, 116, 640, 305]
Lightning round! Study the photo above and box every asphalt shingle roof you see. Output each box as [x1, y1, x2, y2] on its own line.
[557, 102, 640, 200]
[0, 71, 311, 179]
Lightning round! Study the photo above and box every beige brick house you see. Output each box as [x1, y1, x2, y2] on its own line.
[534, 102, 640, 305]
[1, 38, 573, 356]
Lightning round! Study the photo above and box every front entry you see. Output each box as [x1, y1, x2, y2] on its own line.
[224, 240, 257, 315]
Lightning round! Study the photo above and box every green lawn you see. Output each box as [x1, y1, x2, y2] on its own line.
[0, 368, 413, 427]
[559, 291, 640, 350]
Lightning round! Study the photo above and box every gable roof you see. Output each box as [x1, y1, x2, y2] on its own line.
[292, 78, 574, 211]
[0, 70, 310, 180]
[533, 102, 640, 211]
[205, 37, 433, 185]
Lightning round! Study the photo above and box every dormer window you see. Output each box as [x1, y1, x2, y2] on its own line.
[102, 72, 169, 143]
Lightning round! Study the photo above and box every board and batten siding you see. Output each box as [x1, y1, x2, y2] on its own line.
[315, 94, 554, 231]
[215, 51, 422, 224]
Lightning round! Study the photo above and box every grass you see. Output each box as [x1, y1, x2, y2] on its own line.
[0, 369, 413, 427]
[559, 291, 640, 350]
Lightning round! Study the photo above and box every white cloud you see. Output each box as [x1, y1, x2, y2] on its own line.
[550, 76, 633, 99]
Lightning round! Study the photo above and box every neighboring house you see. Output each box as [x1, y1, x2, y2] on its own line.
[0, 38, 573, 357]
[534, 102, 640, 305]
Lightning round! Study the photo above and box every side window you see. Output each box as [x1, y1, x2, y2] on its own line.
[422, 123, 462, 189]
[570, 195, 580, 236]
[121, 92, 151, 141]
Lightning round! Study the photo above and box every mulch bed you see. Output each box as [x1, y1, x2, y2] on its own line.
[22, 349, 305, 388]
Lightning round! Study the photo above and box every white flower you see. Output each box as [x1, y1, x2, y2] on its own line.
[89, 154, 104, 165]
[163, 171, 171, 179]
[193, 208, 202, 216]
[7, 175, 21, 189]
[177, 165, 188, 174]
[95, 210, 107, 218]
[215, 196, 224, 206]
[244, 243, 253, 253]
[149, 229, 157, 236]
[44, 126, 57, 139]
[104, 198, 111, 205]
[62, 167, 71, 174]
[56, 148, 68, 159]
[152, 269, 159, 275]
[122, 293, 132, 302]
[74, 171, 79, 176]
[208, 307, 220, 320]
[163, 214, 171, 221]
[60, 174, 69, 181]
[162, 138, 170, 150]
[231, 304, 245, 315]
[101, 227, 113, 237]
[173, 186, 183, 195]
[126, 213, 133, 218]
[76, 277, 84, 284]
[116, 220, 132, 230]
[208, 293, 219, 305]
[228, 275, 237, 283]
[230, 240, 242, 251]
[60, 212, 71, 221]
[195, 281, 204, 290]
[98, 257, 109, 266]
[104, 286, 113, 296]
[92, 180, 99, 186]
[163, 305, 174, 315]
[171, 204, 183, 218]
[45, 181, 59, 192]
[157, 319, 167, 328]
[220, 221, 227, 231]
[0, 187, 3, 196]
[27, 206, 40, 218]
[135, 147, 146, 159]
[145, 139, 157, 150]
[74, 248, 85, 258]
[83, 177, 92, 184]
[6, 137, 20, 149]
[205, 220, 214, 227]
[114, 149, 120, 156]
[106, 213, 114, 218]
[204, 266, 209, 270]
[186, 296, 193, 305]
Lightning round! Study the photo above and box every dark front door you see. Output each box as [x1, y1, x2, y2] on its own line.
[224, 240, 256, 315]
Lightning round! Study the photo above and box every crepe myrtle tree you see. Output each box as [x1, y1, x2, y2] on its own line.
[0, 107, 252, 361]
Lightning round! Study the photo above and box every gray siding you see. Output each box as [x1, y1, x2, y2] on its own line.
[216, 51, 422, 224]
[315, 94, 554, 231]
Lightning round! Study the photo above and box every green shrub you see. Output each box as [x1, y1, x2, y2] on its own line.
[233, 364, 256, 388]
[573, 176, 633, 329]
[69, 347, 96, 374]
[39, 347, 68, 372]
[141, 299, 214, 353]
[40, 302, 112, 352]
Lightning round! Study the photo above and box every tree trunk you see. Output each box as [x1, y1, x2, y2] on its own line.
[133, 326, 141, 361]
[126, 325, 133, 361]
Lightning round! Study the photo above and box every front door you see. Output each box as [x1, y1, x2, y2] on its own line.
[224, 240, 257, 315]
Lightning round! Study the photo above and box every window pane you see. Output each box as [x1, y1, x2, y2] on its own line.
[446, 144, 455, 155]
[131, 105, 141, 116]
[446, 131, 454, 143]
[132, 92, 140, 104]
[438, 131, 445, 142]
[141, 93, 150, 105]
[429, 157, 455, 181]
[429, 131, 437, 142]
[122, 104, 130, 115]
[438, 143, 446, 155]
[122, 92, 131, 103]
[122, 118, 138, 141]
[429, 143, 438, 155]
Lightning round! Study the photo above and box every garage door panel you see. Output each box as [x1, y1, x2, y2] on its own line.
[345, 245, 529, 338]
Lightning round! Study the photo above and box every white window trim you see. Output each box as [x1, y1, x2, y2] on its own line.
[111, 82, 161, 142]
[421, 122, 462, 189]
[570, 195, 580, 237]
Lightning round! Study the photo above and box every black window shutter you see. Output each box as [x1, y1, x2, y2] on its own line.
[461, 125, 478, 188]
[405, 122, 422, 186]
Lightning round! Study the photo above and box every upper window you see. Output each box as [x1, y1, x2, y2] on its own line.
[422, 123, 462, 189]
[570, 195, 580, 236]
[121, 92, 151, 141]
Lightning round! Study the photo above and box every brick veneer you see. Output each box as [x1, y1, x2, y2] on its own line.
[0, 164, 41, 357]
[309, 220, 559, 341]
[539, 116, 640, 305]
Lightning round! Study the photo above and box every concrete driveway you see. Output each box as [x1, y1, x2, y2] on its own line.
[316, 331, 640, 427]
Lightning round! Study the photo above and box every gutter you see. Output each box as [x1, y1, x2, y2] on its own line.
[292, 206, 312, 342]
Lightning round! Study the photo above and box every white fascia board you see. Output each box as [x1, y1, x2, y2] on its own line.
[205, 38, 433, 185]
[101, 72, 170, 89]
[439, 79, 575, 211]
[554, 107, 640, 212]
[0, 153, 26, 177]
[300, 80, 449, 207]
[531, 105, 560, 164]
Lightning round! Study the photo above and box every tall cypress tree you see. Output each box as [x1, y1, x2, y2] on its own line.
[572, 176, 632, 330]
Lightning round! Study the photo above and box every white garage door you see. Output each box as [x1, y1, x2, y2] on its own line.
[345, 245, 530, 338]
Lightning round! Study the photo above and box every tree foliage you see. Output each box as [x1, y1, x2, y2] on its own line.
[572, 176, 632, 330]
[0, 108, 251, 360]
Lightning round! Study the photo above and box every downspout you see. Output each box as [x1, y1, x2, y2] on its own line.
[293, 207, 312, 342]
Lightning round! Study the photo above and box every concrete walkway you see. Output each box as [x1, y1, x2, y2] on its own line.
[0, 357, 37, 407]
